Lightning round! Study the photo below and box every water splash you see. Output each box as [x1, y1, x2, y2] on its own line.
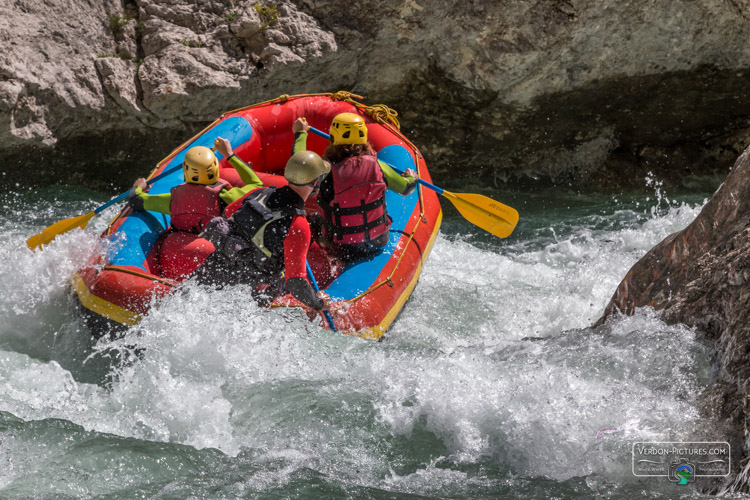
[0, 186, 722, 497]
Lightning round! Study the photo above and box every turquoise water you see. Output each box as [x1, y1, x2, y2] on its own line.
[0, 179, 735, 498]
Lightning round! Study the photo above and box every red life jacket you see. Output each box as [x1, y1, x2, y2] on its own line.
[321, 155, 390, 245]
[169, 180, 229, 233]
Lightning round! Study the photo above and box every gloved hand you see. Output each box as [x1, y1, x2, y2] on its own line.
[201, 217, 231, 246]
[316, 291, 331, 311]
[400, 168, 418, 196]
[202, 217, 251, 265]
[401, 168, 418, 179]
[127, 187, 145, 211]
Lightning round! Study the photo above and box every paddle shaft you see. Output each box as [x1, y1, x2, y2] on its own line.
[306, 262, 337, 331]
[93, 162, 187, 215]
[308, 125, 518, 239]
[27, 144, 227, 251]
[95, 142, 223, 214]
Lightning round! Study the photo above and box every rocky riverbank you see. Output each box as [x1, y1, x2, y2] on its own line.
[597, 144, 750, 493]
[3, 0, 750, 190]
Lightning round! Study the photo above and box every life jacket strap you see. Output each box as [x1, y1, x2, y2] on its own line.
[324, 211, 388, 239]
[320, 197, 385, 217]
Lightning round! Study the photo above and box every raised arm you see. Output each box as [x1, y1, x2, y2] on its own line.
[291, 117, 310, 156]
[214, 137, 263, 188]
[213, 137, 264, 205]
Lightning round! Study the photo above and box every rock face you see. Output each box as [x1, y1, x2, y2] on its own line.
[597, 145, 750, 492]
[3, 0, 750, 189]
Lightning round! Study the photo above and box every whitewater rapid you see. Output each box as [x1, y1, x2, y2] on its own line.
[0, 185, 721, 497]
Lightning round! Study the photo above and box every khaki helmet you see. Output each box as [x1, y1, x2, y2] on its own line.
[329, 112, 368, 145]
[284, 150, 331, 185]
[182, 146, 219, 185]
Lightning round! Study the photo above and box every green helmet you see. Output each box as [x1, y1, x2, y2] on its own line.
[284, 150, 331, 185]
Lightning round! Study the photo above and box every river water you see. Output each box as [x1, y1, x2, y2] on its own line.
[0, 177, 739, 498]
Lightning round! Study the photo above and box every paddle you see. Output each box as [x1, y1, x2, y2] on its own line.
[27, 140, 229, 251]
[26, 162, 187, 250]
[306, 262, 337, 331]
[308, 126, 519, 238]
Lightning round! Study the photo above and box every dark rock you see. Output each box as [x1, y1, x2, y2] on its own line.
[597, 145, 750, 492]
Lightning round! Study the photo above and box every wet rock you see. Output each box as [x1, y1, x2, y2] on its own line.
[2, 0, 750, 189]
[597, 145, 750, 492]
[95, 58, 142, 115]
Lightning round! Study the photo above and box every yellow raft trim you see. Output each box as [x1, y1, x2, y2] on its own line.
[355, 209, 443, 340]
[74, 207, 441, 336]
[72, 273, 142, 326]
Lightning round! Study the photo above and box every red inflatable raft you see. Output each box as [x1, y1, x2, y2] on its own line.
[73, 93, 442, 339]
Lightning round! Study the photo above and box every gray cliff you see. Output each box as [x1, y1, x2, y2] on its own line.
[3, 0, 750, 189]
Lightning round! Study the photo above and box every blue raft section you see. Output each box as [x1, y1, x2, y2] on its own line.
[105, 116, 420, 302]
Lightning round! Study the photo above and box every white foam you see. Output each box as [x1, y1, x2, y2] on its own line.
[0, 188, 715, 487]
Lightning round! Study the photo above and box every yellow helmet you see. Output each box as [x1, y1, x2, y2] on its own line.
[182, 146, 219, 185]
[285, 150, 331, 185]
[329, 112, 367, 145]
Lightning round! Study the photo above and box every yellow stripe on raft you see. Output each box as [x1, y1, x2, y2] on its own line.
[72, 273, 142, 326]
[356, 210, 443, 340]
[73, 208, 442, 337]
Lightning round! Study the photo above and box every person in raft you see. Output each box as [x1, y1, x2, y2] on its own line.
[193, 150, 333, 314]
[126, 138, 263, 279]
[292, 113, 418, 261]
[127, 138, 262, 231]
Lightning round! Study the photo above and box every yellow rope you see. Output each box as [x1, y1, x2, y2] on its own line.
[102, 266, 178, 287]
[221, 92, 336, 116]
[348, 102, 401, 130]
[347, 216, 424, 303]
[221, 91, 401, 131]
[331, 91, 364, 101]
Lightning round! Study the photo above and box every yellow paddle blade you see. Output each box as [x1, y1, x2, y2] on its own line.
[26, 211, 96, 251]
[442, 191, 519, 238]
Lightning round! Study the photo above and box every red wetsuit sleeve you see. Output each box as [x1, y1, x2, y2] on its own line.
[283, 215, 311, 280]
